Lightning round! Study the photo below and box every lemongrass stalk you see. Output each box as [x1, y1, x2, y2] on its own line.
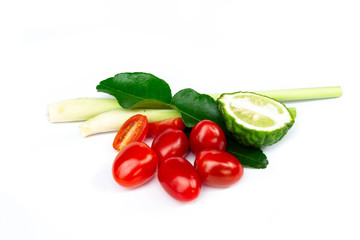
[208, 86, 342, 102]
[48, 86, 340, 123]
[79, 107, 296, 137]
[47, 98, 120, 123]
[47, 98, 296, 123]
[257, 86, 342, 101]
[79, 109, 181, 137]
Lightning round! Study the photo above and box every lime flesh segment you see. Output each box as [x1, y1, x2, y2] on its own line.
[230, 106, 276, 128]
[218, 92, 294, 148]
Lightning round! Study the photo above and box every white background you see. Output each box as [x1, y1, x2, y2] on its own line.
[1, 0, 359, 239]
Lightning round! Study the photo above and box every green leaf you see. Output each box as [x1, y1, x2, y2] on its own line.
[96, 72, 172, 108]
[226, 138, 268, 168]
[171, 88, 226, 129]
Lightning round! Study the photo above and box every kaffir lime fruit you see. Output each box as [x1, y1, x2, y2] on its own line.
[217, 92, 294, 148]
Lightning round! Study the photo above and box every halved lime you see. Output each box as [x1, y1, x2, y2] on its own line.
[217, 92, 294, 148]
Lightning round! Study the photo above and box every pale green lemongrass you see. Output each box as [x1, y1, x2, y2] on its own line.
[47, 98, 120, 122]
[79, 106, 295, 137]
[48, 97, 296, 123]
[79, 109, 181, 137]
[208, 86, 342, 102]
[48, 86, 342, 136]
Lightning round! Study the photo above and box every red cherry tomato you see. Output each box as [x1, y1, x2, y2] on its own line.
[189, 120, 226, 155]
[148, 117, 186, 137]
[194, 149, 243, 187]
[158, 157, 201, 202]
[112, 142, 158, 188]
[113, 114, 149, 151]
[151, 128, 189, 165]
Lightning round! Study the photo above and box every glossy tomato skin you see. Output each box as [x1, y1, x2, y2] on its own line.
[113, 114, 149, 151]
[194, 149, 243, 187]
[158, 157, 201, 202]
[189, 120, 226, 155]
[112, 142, 158, 188]
[148, 117, 186, 137]
[151, 128, 189, 165]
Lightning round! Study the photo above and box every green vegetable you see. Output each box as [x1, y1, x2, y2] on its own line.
[208, 86, 342, 102]
[226, 138, 268, 169]
[218, 92, 295, 148]
[171, 88, 225, 129]
[252, 86, 342, 102]
[47, 98, 121, 123]
[47, 97, 297, 123]
[96, 72, 172, 109]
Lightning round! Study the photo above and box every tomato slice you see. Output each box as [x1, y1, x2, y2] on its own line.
[148, 117, 186, 137]
[113, 114, 149, 151]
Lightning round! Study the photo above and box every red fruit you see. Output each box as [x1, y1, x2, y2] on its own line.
[158, 157, 201, 202]
[189, 120, 226, 155]
[112, 142, 158, 188]
[148, 117, 186, 137]
[151, 128, 189, 165]
[194, 149, 243, 187]
[113, 114, 148, 151]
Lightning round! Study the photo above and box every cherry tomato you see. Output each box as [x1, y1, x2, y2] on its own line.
[148, 117, 186, 137]
[113, 114, 149, 151]
[194, 149, 243, 187]
[158, 157, 201, 202]
[151, 128, 189, 165]
[112, 142, 158, 188]
[189, 120, 226, 155]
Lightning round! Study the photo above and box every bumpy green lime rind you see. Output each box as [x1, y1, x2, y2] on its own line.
[217, 92, 295, 148]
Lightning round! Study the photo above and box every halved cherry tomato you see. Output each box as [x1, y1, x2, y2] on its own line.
[151, 128, 189, 165]
[158, 157, 201, 202]
[189, 120, 226, 155]
[194, 149, 243, 187]
[148, 117, 186, 137]
[113, 114, 149, 151]
[112, 142, 158, 188]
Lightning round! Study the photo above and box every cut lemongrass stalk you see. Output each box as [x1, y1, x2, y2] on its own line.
[209, 86, 342, 102]
[256, 86, 342, 101]
[49, 86, 340, 123]
[47, 98, 120, 123]
[47, 97, 297, 123]
[47, 98, 296, 123]
[79, 109, 181, 137]
[79, 107, 296, 137]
